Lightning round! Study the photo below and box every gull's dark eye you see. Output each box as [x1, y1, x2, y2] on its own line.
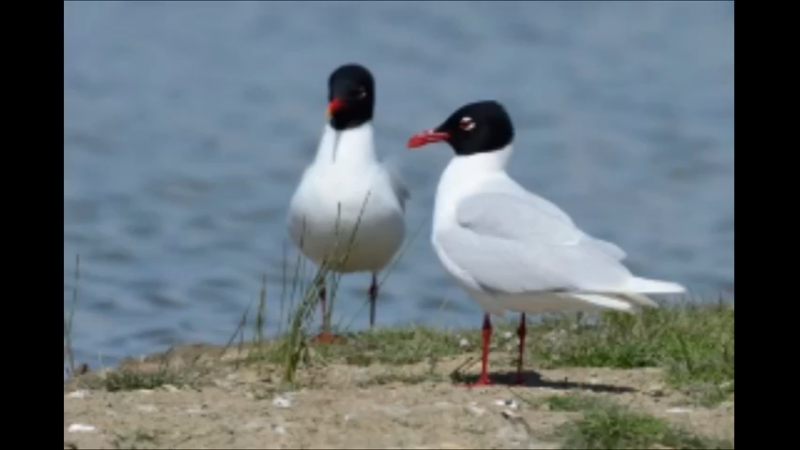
[459, 116, 475, 131]
[354, 86, 367, 99]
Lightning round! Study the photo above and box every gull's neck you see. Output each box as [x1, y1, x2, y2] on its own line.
[314, 122, 377, 166]
[433, 144, 514, 232]
[448, 144, 514, 173]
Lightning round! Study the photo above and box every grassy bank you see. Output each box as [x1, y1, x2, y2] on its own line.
[66, 286, 733, 397]
[65, 289, 733, 449]
[75, 297, 734, 401]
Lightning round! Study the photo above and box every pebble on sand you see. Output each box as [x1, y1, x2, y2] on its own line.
[67, 423, 96, 433]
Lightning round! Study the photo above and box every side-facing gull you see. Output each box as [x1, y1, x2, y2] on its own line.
[407, 100, 685, 385]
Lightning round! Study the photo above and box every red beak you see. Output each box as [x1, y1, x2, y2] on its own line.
[326, 98, 344, 117]
[407, 130, 450, 149]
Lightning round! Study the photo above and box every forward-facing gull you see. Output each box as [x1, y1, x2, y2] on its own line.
[287, 63, 408, 342]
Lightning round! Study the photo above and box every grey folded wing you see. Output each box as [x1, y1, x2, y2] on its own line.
[436, 191, 632, 295]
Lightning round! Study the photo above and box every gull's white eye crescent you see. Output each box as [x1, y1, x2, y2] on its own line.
[459, 116, 475, 131]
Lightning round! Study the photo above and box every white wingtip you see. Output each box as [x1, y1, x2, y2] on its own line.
[625, 277, 686, 294]
[617, 292, 660, 308]
[569, 294, 637, 313]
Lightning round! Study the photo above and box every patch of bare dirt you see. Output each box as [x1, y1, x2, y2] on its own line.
[63, 346, 734, 449]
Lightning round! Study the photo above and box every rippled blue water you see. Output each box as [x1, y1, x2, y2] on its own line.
[64, 1, 734, 366]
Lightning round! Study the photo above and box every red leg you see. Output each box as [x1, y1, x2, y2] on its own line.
[368, 273, 378, 329]
[467, 314, 493, 387]
[515, 313, 527, 385]
[311, 279, 339, 344]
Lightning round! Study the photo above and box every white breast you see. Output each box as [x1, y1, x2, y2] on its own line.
[288, 123, 406, 273]
[430, 146, 515, 316]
